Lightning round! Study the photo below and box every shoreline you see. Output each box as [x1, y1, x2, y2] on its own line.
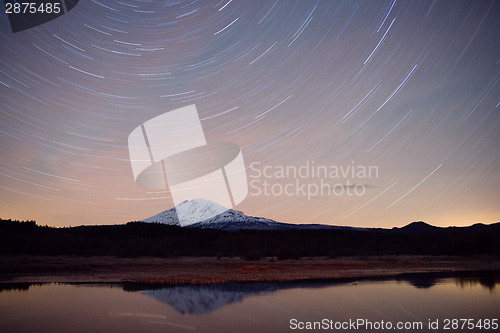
[1, 255, 499, 285]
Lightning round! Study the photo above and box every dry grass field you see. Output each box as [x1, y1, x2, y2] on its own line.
[1, 255, 499, 284]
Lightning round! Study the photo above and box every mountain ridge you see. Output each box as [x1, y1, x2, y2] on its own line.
[2, 218, 499, 257]
[142, 198, 366, 231]
[141, 199, 497, 231]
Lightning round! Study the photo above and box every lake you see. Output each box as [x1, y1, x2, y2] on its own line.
[1, 272, 499, 332]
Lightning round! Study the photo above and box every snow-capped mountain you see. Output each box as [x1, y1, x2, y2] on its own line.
[141, 205, 180, 226]
[142, 198, 228, 227]
[141, 198, 350, 231]
[188, 206, 286, 230]
[140, 283, 277, 315]
[141, 198, 282, 230]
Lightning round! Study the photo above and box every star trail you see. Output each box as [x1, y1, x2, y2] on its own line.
[0, 0, 498, 227]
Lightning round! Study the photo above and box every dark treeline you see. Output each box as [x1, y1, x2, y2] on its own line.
[0, 219, 499, 258]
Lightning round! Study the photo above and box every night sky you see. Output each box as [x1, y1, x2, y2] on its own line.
[0, 0, 498, 228]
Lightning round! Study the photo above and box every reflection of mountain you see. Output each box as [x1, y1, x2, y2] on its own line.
[455, 271, 499, 292]
[1, 272, 498, 315]
[395, 271, 500, 290]
[0, 282, 45, 293]
[400, 275, 439, 289]
[140, 283, 279, 315]
[124, 281, 329, 315]
[125, 272, 500, 315]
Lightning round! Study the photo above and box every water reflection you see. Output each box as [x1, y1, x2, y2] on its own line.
[130, 283, 277, 315]
[0, 282, 44, 292]
[121, 271, 499, 315]
[455, 274, 498, 292]
[0, 272, 498, 333]
[394, 271, 499, 291]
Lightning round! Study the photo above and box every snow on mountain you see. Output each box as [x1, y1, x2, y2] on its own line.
[140, 206, 179, 226]
[141, 198, 226, 226]
[141, 283, 275, 315]
[141, 198, 291, 230]
[189, 209, 284, 231]
[174, 198, 229, 226]
[137, 282, 333, 315]
[141, 198, 352, 231]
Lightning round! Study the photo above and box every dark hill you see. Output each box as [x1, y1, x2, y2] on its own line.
[0, 219, 499, 258]
[394, 221, 442, 233]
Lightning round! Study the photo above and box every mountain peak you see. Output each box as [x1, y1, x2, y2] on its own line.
[141, 199, 288, 230]
[399, 221, 440, 232]
[176, 198, 227, 210]
[141, 199, 357, 231]
[175, 198, 229, 226]
[142, 198, 229, 227]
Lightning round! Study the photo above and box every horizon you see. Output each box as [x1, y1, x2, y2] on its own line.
[1, 214, 499, 230]
[1, 1, 499, 228]
[128, 199, 500, 229]
[2, 196, 498, 229]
